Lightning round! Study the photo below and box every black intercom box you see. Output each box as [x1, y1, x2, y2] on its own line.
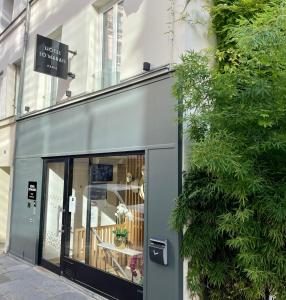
[149, 238, 168, 266]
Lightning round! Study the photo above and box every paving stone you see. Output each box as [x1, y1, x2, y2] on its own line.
[6, 264, 30, 271]
[0, 255, 105, 300]
[0, 274, 11, 285]
[48, 292, 91, 300]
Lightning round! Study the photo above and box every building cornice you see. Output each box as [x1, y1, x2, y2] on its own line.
[17, 65, 175, 122]
[0, 116, 16, 128]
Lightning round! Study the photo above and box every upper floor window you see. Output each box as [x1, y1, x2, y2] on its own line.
[39, 27, 63, 107]
[0, 62, 20, 120]
[101, 1, 123, 88]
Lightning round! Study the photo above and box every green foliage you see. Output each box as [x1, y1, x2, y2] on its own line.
[113, 228, 128, 239]
[172, 1, 286, 299]
[211, 0, 281, 71]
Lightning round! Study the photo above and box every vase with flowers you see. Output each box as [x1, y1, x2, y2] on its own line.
[113, 227, 128, 249]
[113, 203, 133, 249]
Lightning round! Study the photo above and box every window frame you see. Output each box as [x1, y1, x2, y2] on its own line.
[98, 0, 124, 89]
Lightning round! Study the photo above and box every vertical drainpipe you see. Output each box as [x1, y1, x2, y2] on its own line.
[169, 0, 175, 69]
[170, 1, 184, 300]
[7, 0, 32, 253]
[16, 0, 31, 116]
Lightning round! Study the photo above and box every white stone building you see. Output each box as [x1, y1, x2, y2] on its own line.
[0, 0, 213, 299]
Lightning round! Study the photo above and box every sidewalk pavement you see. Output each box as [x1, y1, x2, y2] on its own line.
[0, 244, 4, 255]
[0, 255, 107, 300]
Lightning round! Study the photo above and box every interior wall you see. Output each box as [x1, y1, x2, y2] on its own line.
[0, 167, 10, 243]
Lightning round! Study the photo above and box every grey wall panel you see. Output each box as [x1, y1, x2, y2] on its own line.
[16, 77, 177, 158]
[11, 76, 182, 299]
[10, 158, 42, 263]
[145, 148, 182, 300]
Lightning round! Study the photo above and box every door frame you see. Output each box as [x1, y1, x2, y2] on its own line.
[38, 157, 69, 275]
[39, 152, 144, 300]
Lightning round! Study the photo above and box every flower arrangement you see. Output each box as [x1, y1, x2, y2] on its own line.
[115, 203, 133, 224]
[113, 203, 133, 248]
[112, 228, 128, 248]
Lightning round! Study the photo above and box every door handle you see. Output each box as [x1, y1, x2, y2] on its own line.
[57, 206, 65, 236]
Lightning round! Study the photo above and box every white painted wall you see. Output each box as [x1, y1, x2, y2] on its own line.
[0, 0, 13, 29]
[0, 18, 24, 118]
[0, 20, 23, 70]
[21, 0, 215, 115]
[0, 65, 17, 119]
[0, 122, 15, 167]
[0, 167, 10, 244]
[12, 0, 26, 19]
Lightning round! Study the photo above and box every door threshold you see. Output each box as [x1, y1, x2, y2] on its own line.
[37, 265, 108, 300]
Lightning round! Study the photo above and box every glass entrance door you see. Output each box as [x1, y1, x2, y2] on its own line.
[40, 159, 66, 274]
[40, 154, 144, 300]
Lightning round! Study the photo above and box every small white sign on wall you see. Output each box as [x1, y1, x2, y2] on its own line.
[82, 196, 87, 228]
[90, 205, 98, 228]
[69, 195, 76, 213]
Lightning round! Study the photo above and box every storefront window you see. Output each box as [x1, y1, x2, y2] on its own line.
[69, 154, 145, 285]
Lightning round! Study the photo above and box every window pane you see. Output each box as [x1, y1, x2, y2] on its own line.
[102, 8, 114, 88]
[69, 154, 145, 286]
[68, 158, 89, 263]
[88, 154, 145, 285]
[42, 162, 65, 266]
[116, 2, 124, 83]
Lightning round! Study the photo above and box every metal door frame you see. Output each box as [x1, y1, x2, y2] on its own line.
[39, 152, 144, 300]
[38, 157, 69, 275]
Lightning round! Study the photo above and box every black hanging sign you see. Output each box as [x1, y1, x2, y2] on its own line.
[28, 181, 37, 200]
[34, 34, 69, 79]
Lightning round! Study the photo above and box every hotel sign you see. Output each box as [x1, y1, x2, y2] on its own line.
[34, 34, 68, 79]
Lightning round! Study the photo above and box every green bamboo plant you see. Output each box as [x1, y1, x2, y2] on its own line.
[172, 1, 286, 299]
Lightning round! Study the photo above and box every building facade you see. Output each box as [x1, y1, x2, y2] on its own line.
[0, 0, 25, 252]
[0, 0, 214, 299]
